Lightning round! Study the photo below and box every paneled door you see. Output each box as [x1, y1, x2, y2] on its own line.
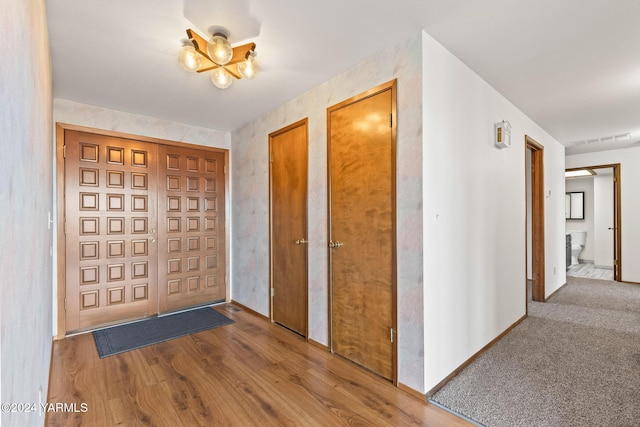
[269, 119, 308, 336]
[63, 127, 227, 333]
[328, 81, 396, 381]
[157, 145, 226, 313]
[64, 130, 159, 332]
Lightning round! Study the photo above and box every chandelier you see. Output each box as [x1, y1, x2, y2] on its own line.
[178, 28, 258, 89]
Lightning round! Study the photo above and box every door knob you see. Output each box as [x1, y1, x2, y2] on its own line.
[329, 241, 343, 248]
[148, 236, 156, 243]
[295, 238, 308, 245]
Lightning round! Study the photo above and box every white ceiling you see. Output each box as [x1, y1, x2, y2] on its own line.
[46, 0, 640, 154]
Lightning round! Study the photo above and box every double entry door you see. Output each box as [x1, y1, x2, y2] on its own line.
[63, 129, 226, 333]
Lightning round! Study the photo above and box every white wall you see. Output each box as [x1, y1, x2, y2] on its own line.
[52, 99, 231, 334]
[567, 147, 640, 282]
[232, 34, 425, 391]
[421, 31, 567, 391]
[1, 0, 53, 425]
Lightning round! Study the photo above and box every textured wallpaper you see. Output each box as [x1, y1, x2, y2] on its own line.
[232, 34, 425, 391]
[1, 1, 54, 426]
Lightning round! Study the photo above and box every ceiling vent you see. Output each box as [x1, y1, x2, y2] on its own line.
[570, 132, 632, 146]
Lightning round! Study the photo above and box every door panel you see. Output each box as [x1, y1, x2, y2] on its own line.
[65, 131, 159, 332]
[328, 83, 396, 380]
[270, 120, 308, 336]
[157, 145, 226, 313]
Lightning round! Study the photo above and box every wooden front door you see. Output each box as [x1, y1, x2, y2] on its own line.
[64, 130, 159, 331]
[157, 145, 226, 313]
[328, 81, 396, 381]
[62, 127, 226, 333]
[269, 119, 308, 336]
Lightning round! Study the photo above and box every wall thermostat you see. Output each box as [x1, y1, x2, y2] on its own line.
[494, 120, 511, 148]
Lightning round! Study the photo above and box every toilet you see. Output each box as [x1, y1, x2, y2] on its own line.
[569, 230, 587, 265]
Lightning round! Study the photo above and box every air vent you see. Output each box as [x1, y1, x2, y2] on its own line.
[570, 132, 632, 146]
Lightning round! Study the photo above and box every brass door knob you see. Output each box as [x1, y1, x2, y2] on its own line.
[329, 241, 343, 248]
[295, 238, 308, 245]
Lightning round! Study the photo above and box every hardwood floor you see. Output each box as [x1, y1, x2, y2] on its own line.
[47, 304, 471, 426]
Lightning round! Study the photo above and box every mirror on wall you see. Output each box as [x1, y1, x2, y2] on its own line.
[565, 191, 584, 220]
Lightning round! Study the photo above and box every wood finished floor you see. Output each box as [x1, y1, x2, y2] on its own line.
[47, 304, 471, 426]
[567, 262, 614, 280]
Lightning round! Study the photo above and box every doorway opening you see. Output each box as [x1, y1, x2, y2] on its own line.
[565, 164, 621, 282]
[526, 136, 545, 305]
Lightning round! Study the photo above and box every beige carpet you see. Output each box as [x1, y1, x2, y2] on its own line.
[431, 277, 640, 427]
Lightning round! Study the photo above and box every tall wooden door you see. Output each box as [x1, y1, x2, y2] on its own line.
[269, 119, 308, 336]
[328, 81, 396, 380]
[526, 137, 545, 302]
[63, 127, 227, 333]
[157, 145, 226, 313]
[64, 130, 159, 331]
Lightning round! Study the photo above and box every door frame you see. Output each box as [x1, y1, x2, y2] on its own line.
[55, 123, 230, 338]
[565, 163, 622, 281]
[268, 118, 309, 336]
[326, 80, 398, 383]
[526, 136, 545, 303]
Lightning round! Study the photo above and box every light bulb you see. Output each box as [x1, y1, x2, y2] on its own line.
[211, 67, 233, 89]
[178, 45, 201, 72]
[238, 54, 258, 79]
[207, 33, 233, 66]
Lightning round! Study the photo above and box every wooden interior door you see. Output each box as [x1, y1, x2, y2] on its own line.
[612, 165, 621, 281]
[269, 119, 308, 336]
[526, 137, 545, 302]
[64, 130, 159, 332]
[328, 81, 396, 381]
[157, 145, 226, 313]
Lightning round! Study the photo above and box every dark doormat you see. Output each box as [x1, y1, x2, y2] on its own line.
[93, 307, 234, 358]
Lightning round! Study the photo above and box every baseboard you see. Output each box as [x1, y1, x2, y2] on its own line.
[593, 265, 613, 270]
[229, 300, 269, 320]
[425, 313, 527, 398]
[398, 382, 426, 401]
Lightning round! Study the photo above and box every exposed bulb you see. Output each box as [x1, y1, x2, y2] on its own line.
[238, 53, 258, 79]
[178, 45, 201, 72]
[207, 33, 233, 66]
[211, 67, 233, 89]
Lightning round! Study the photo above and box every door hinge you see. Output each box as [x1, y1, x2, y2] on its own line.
[390, 328, 395, 343]
[63, 145, 66, 158]
[271, 287, 275, 297]
[614, 259, 619, 265]
[224, 165, 227, 174]
[270, 153, 273, 163]
[64, 297, 67, 310]
[389, 113, 393, 128]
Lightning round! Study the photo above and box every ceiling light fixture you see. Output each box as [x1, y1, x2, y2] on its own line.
[178, 28, 257, 89]
[565, 169, 596, 178]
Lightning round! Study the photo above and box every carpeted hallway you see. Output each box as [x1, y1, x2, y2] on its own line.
[431, 276, 640, 427]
